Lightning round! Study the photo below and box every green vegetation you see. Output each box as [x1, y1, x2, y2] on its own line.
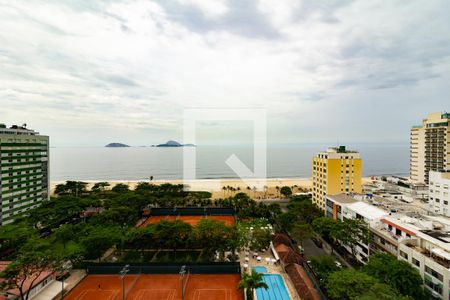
[309, 255, 341, 285]
[238, 269, 268, 300]
[312, 216, 371, 257]
[326, 269, 378, 300]
[1, 181, 430, 300]
[237, 219, 272, 251]
[362, 254, 427, 299]
[280, 186, 292, 198]
[315, 254, 427, 300]
[0, 181, 285, 287]
[274, 198, 429, 300]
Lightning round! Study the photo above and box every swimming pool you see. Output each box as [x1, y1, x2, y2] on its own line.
[253, 268, 290, 300]
[254, 266, 267, 273]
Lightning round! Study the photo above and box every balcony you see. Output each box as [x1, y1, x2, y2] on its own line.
[405, 243, 450, 269]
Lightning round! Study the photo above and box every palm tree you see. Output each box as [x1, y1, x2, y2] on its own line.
[237, 270, 268, 300]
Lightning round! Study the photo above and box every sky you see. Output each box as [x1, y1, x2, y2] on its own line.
[0, 0, 449, 146]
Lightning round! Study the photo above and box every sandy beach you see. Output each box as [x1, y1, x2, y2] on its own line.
[50, 177, 374, 199]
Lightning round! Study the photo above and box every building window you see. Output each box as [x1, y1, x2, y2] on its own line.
[425, 266, 443, 282]
[399, 250, 408, 260]
[412, 258, 420, 267]
[424, 276, 442, 295]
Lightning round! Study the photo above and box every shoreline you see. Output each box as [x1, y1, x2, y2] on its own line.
[50, 177, 374, 199]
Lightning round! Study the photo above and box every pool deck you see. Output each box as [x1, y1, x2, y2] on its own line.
[240, 249, 300, 300]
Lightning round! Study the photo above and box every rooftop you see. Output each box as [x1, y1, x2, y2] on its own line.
[0, 123, 39, 136]
[326, 193, 358, 204]
[327, 146, 359, 154]
[347, 201, 388, 220]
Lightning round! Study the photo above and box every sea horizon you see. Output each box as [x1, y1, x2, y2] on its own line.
[50, 143, 410, 182]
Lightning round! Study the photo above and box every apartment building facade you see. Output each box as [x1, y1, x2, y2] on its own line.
[325, 192, 450, 299]
[0, 124, 49, 225]
[429, 171, 450, 217]
[411, 112, 450, 184]
[312, 146, 362, 210]
[325, 193, 387, 263]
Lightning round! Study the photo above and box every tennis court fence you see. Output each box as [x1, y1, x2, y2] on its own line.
[86, 262, 241, 275]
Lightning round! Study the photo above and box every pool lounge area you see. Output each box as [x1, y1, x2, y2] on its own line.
[254, 267, 291, 300]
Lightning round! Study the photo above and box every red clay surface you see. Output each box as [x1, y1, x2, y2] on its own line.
[65, 274, 243, 300]
[140, 215, 235, 227]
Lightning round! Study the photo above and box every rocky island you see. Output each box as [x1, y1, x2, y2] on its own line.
[105, 143, 130, 147]
[155, 140, 195, 147]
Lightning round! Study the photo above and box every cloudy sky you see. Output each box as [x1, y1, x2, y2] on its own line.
[0, 0, 449, 146]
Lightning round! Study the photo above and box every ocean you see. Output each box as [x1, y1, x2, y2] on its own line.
[50, 143, 409, 181]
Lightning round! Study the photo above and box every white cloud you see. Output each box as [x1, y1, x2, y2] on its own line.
[177, 0, 229, 19]
[0, 0, 449, 146]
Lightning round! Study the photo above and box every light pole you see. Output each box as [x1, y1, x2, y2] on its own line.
[60, 264, 70, 300]
[120, 264, 130, 300]
[179, 265, 186, 300]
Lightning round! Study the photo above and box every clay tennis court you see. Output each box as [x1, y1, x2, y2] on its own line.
[140, 215, 235, 227]
[65, 274, 243, 300]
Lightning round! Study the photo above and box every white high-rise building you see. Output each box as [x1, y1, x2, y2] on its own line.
[429, 171, 450, 216]
[0, 123, 49, 225]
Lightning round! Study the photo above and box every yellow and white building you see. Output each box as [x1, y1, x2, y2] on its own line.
[312, 146, 362, 210]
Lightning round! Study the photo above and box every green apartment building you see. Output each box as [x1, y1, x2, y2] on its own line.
[0, 123, 49, 225]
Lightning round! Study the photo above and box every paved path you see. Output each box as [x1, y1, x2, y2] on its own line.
[302, 237, 352, 268]
[302, 238, 327, 258]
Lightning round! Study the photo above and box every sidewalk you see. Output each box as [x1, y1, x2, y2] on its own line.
[51, 269, 86, 300]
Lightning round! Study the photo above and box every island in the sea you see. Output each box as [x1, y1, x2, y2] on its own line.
[105, 142, 130, 147]
[154, 140, 195, 147]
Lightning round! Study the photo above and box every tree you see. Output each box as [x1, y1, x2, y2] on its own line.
[309, 255, 340, 284]
[362, 254, 426, 299]
[0, 223, 38, 255]
[0, 241, 63, 300]
[193, 219, 238, 259]
[111, 183, 130, 193]
[276, 212, 297, 232]
[290, 223, 313, 245]
[331, 218, 371, 257]
[280, 186, 292, 198]
[275, 186, 280, 198]
[237, 270, 268, 300]
[53, 224, 75, 249]
[152, 220, 192, 251]
[357, 283, 412, 300]
[91, 182, 110, 193]
[92, 206, 138, 226]
[326, 269, 378, 300]
[80, 226, 123, 260]
[249, 228, 272, 251]
[54, 181, 88, 196]
[312, 217, 337, 240]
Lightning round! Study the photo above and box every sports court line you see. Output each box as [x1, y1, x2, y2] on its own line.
[193, 288, 231, 300]
[135, 289, 177, 300]
[135, 289, 176, 300]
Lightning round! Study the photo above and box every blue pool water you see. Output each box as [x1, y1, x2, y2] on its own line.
[254, 266, 267, 273]
[254, 268, 290, 300]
